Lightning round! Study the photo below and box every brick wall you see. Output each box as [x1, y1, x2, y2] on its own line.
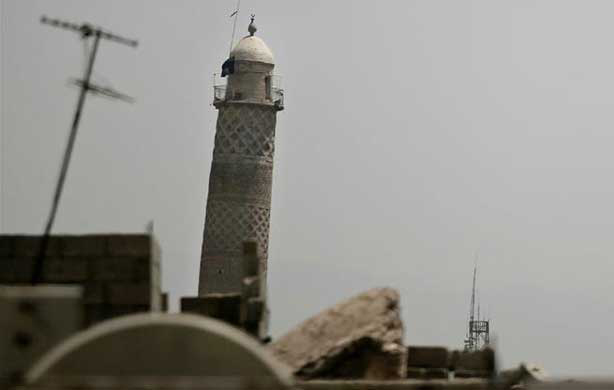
[0, 234, 163, 327]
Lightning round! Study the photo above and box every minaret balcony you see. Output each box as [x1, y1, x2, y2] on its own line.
[212, 74, 284, 110]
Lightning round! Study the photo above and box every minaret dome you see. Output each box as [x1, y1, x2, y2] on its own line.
[224, 23, 277, 105]
[230, 35, 274, 65]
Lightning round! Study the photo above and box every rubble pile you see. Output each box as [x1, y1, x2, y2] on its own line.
[270, 287, 406, 379]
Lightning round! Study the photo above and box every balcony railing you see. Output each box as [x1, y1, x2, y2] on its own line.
[213, 84, 227, 102]
[271, 87, 284, 108]
[212, 74, 284, 109]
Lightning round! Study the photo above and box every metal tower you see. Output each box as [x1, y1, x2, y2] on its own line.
[463, 265, 490, 351]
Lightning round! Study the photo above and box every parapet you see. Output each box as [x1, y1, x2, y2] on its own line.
[0, 234, 165, 327]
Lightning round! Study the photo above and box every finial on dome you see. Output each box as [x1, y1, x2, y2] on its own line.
[248, 14, 257, 36]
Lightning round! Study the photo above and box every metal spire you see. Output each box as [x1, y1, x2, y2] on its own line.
[470, 264, 477, 324]
[248, 14, 257, 36]
[464, 262, 490, 351]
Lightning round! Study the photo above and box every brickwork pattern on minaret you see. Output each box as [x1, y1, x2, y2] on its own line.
[214, 104, 276, 160]
[202, 202, 271, 257]
[200, 102, 277, 294]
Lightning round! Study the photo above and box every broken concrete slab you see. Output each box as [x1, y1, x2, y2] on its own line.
[269, 287, 406, 380]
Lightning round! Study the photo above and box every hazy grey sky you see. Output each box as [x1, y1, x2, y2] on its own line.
[2, 0, 614, 377]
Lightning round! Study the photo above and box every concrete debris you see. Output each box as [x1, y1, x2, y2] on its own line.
[269, 287, 406, 380]
[500, 363, 548, 388]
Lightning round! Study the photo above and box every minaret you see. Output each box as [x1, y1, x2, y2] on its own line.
[199, 18, 283, 295]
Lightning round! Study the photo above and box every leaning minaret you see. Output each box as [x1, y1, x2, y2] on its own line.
[199, 18, 283, 295]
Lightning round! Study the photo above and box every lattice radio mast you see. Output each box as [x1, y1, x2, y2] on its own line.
[463, 264, 490, 351]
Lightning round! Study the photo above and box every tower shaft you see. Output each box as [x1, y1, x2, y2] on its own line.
[199, 103, 277, 294]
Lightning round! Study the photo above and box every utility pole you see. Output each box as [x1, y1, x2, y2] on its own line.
[32, 17, 138, 284]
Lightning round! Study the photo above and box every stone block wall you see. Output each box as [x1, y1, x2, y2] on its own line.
[0, 234, 163, 327]
[405, 346, 496, 380]
[185, 241, 269, 341]
[406, 346, 450, 379]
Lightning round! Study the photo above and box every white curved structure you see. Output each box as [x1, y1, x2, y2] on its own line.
[231, 35, 274, 64]
[26, 313, 293, 389]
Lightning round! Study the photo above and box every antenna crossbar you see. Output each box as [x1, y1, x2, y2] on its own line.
[41, 16, 138, 47]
